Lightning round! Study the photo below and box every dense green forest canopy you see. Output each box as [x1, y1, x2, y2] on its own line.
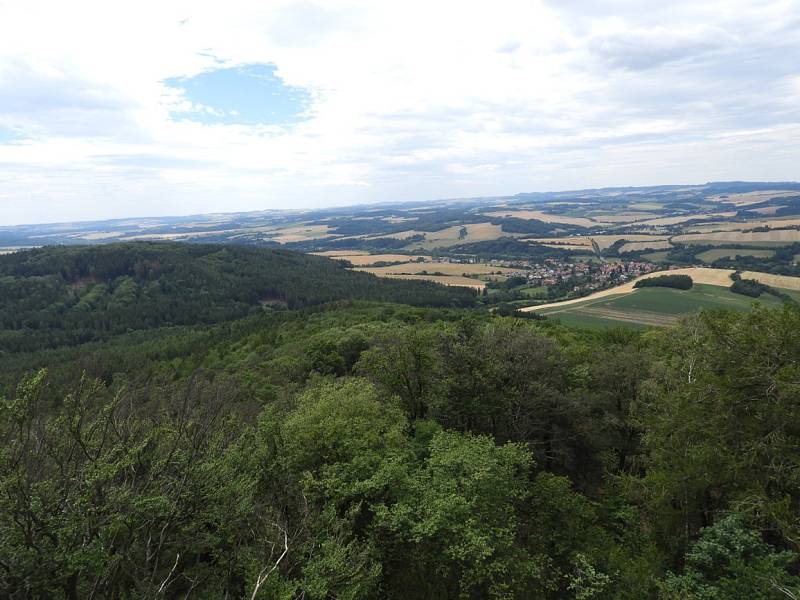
[633, 274, 693, 290]
[1, 242, 800, 599]
[0, 243, 475, 352]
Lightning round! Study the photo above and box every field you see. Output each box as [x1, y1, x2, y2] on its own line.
[483, 210, 605, 227]
[641, 250, 671, 262]
[519, 267, 800, 327]
[356, 262, 520, 277]
[311, 250, 370, 256]
[533, 284, 789, 328]
[635, 212, 735, 227]
[708, 190, 800, 206]
[619, 240, 673, 253]
[673, 230, 800, 245]
[528, 234, 669, 250]
[586, 212, 655, 223]
[313, 253, 432, 266]
[686, 218, 800, 233]
[361, 273, 486, 290]
[404, 223, 507, 249]
[265, 225, 337, 243]
[696, 248, 776, 263]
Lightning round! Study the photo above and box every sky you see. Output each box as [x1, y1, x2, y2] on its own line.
[0, 0, 799, 225]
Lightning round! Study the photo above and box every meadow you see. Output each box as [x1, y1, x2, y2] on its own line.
[536, 284, 791, 328]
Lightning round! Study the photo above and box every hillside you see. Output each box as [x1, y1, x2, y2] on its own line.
[5, 181, 800, 299]
[2, 242, 800, 597]
[0, 243, 475, 352]
[521, 267, 800, 327]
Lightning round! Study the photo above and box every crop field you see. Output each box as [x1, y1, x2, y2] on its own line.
[635, 212, 736, 227]
[315, 253, 431, 266]
[356, 262, 519, 277]
[534, 284, 788, 328]
[696, 248, 775, 263]
[520, 267, 800, 327]
[641, 251, 671, 262]
[528, 234, 669, 250]
[586, 212, 655, 223]
[311, 250, 370, 256]
[708, 190, 800, 206]
[363, 273, 486, 290]
[483, 210, 604, 227]
[673, 230, 800, 245]
[366, 229, 427, 240]
[265, 225, 337, 243]
[686, 218, 800, 233]
[404, 223, 506, 249]
[619, 240, 673, 253]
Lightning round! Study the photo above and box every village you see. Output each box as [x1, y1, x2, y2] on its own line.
[427, 255, 661, 297]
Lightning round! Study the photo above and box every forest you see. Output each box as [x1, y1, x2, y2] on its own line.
[1, 243, 800, 599]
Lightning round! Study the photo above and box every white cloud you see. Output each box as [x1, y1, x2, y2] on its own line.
[0, 0, 798, 224]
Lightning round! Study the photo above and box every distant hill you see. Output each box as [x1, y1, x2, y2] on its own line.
[0, 242, 475, 352]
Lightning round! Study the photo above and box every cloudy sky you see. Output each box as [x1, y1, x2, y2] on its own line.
[1, 0, 799, 224]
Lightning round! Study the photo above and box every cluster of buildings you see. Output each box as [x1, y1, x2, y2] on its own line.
[524, 258, 660, 293]
[427, 255, 661, 297]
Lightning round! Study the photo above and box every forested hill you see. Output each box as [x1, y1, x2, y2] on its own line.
[0, 243, 475, 352]
[2, 242, 800, 597]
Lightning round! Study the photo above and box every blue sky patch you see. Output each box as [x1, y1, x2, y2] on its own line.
[164, 63, 312, 126]
[0, 127, 23, 144]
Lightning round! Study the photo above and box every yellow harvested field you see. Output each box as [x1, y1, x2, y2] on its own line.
[588, 213, 655, 223]
[539, 244, 591, 251]
[406, 223, 506, 249]
[740, 271, 800, 290]
[529, 234, 669, 250]
[312, 250, 370, 256]
[80, 232, 124, 240]
[526, 237, 590, 248]
[126, 229, 242, 241]
[267, 225, 337, 243]
[709, 190, 800, 206]
[687, 218, 800, 233]
[366, 273, 485, 290]
[636, 212, 736, 227]
[521, 267, 800, 312]
[370, 230, 426, 240]
[356, 262, 520, 276]
[324, 253, 432, 266]
[674, 230, 800, 245]
[750, 206, 785, 215]
[619, 240, 673, 253]
[483, 210, 605, 227]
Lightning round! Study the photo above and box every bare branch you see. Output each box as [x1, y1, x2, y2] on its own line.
[250, 524, 289, 600]
[157, 553, 180, 594]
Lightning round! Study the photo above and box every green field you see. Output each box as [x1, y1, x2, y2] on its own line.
[696, 248, 776, 263]
[519, 285, 547, 298]
[641, 250, 671, 262]
[538, 284, 793, 328]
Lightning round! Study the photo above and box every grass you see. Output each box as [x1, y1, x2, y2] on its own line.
[356, 262, 520, 276]
[696, 248, 776, 263]
[519, 285, 547, 298]
[641, 251, 671, 262]
[545, 312, 648, 330]
[537, 283, 788, 327]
